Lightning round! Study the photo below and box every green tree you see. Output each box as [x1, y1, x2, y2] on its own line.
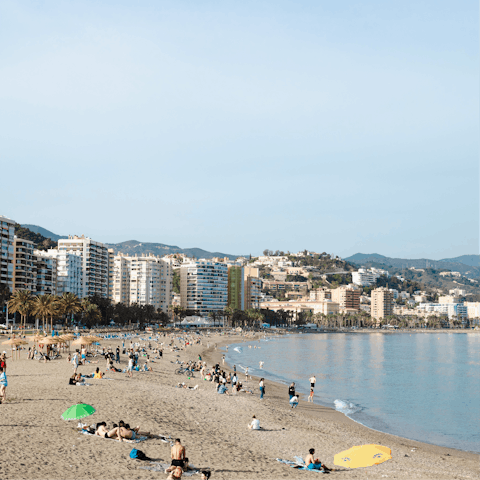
[8, 290, 34, 329]
[58, 292, 82, 327]
[32, 294, 58, 332]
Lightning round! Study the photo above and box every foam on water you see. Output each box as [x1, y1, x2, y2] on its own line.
[334, 399, 362, 416]
[233, 347, 242, 353]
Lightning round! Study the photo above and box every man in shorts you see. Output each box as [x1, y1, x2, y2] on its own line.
[170, 438, 188, 471]
[309, 375, 316, 390]
[127, 355, 134, 378]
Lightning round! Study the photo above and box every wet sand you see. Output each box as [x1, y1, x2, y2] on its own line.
[0, 330, 478, 480]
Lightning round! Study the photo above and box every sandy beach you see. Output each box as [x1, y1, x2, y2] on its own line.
[0, 330, 478, 480]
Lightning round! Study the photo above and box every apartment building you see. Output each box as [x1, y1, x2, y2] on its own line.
[309, 287, 332, 301]
[109, 253, 172, 312]
[33, 250, 57, 296]
[464, 302, 480, 320]
[438, 295, 461, 304]
[45, 249, 83, 296]
[418, 302, 467, 320]
[180, 260, 228, 315]
[260, 300, 339, 319]
[331, 286, 360, 311]
[263, 280, 308, 292]
[0, 215, 15, 290]
[245, 276, 262, 309]
[227, 266, 244, 310]
[58, 236, 109, 298]
[352, 268, 389, 287]
[371, 287, 394, 320]
[129, 255, 172, 312]
[13, 237, 35, 292]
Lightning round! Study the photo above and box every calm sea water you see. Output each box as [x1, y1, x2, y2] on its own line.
[225, 332, 480, 453]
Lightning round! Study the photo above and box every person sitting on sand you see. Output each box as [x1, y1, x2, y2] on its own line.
[248, 415, 261, 430]
[93, 367, 103, 379]
[289, 394, 299, 408]
[167, 438, 188, 472]
[305, 448, 333, 472]
[69, 374, 77, 385]
[216, 383, 229, 395]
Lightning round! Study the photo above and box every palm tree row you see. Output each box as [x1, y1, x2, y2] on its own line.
[8, 291, 85, 331]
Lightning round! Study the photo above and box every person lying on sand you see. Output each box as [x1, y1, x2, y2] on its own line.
[166, 466, 183, 479]
[305, 448, 334, 472]
[95, 422, 118, 438]
[116, 423, 154, 441]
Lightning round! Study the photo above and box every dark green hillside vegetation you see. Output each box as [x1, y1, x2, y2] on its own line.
[14, 224, 57, 251]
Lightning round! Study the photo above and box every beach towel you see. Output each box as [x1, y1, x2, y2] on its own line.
[80, 431, 148, 443]
[276, 457, 329, 473]
[138, 462, 199, 476]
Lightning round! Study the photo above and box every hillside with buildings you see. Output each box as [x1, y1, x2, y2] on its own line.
[1, 216, 478, 329]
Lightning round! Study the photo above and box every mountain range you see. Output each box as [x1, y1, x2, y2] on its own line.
[345, 253, 480, 278]
[21, 225, 238, 260]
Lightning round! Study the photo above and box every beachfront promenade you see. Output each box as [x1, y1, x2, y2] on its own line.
[0, 330, 478, 480]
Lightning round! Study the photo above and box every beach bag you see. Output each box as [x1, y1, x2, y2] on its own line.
[129, 448, 150, 461]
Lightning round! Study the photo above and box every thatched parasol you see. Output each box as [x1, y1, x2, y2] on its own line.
[71, 336, 94, 346]
[39, 337, 61, 345]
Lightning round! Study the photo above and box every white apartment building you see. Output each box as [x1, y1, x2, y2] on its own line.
[464, 302, 480, 320]
[352, 268, 390, 286]
[0, 215, 15, 290]
[45, 249, 83, 296]
[180, 260, 228, 315]
[58, 236, 109, 298]
[418, 303, 467, 319]
[449, 288, 466, 296]
[109, 253, 172, 312]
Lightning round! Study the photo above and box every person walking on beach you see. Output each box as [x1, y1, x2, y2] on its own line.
[308, 388, 314, 402]
[245, 367, 249, 381]
[259, 378, 265, 399]
[116, 347, 120, 364]
[222, 354, 225, 365]
[127, 355, 134, 378]
[0, 366, 7, 404]
[309, 375, 316, 390]
[288, 382, 296, 400]
[72, 351, 79, 375]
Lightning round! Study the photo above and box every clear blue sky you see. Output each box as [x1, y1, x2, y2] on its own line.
[1, 1, 478, 259]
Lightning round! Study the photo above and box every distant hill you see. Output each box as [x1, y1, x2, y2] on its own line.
[345, 253, 480, 278]
[19, 225, 239, 260]
[15, 224, 57, 251]
[106, 240, 238, 260]
[440, 255, 479, 267]
[345, 253, 387, 262]
[21, 224, 67, 242]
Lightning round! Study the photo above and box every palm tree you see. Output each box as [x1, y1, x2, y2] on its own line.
[32, 294, 57, 332]
[83, 303, 101, 328]
[8, 290, 34, 329]
[58, 292, 82, 327]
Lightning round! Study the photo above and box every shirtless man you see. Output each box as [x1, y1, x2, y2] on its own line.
[95, 422, 118, 438]
[169, 438, 188, 471]
[305, 448, 332, 471]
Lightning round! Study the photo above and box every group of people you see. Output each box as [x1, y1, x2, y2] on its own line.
[288, 375, 316, 408]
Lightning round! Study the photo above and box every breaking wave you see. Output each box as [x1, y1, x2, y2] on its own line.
[334, 399, 362, 416]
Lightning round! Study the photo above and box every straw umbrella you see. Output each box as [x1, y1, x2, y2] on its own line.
[60, 334, 75, 353]
[2, 338, 27, 360]
[38, 336, 60, 357]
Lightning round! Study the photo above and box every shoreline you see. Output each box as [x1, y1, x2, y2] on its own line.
[202, 331, 480, 456]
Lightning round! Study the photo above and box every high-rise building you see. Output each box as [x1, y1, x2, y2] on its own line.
[58, 236, 109, 298]
[33, 250, 57, 296]
[245, 275, 262, 309]
[129, 255, 172, 312]
[45, 249, 83, 296]
[0, 215, 15, 291]
[371, 287, 394, 320]
[109, 253, 172, 312]
[180, 260, 228, 315]
[228, 266, 244, 310]
[331, 286, 360, 311]
[13, 237, 35, 293]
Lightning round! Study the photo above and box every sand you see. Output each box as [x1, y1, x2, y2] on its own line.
[0, 330, 478, 480]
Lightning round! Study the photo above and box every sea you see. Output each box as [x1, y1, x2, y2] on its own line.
[224, 332, 480, 453]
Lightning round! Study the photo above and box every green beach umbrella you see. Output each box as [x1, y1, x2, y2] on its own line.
[61, 403, 96, 421]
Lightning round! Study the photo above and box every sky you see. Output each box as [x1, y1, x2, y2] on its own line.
[0, 1, 478, 259]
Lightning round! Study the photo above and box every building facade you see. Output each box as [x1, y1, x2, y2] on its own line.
[45, 249, 83, 296]
[331, 286, 361, 311]
[371, 287, 394, 320]
[109, 253, 172, 312]
[180, 261, 228, 315]
[13, 237, 35, 293]
[58, 236, 109, 298]
[227, 266, 244, 310]
[418, 302, 468, 320]
[0, 215, 15, 291]
[33, 250, 57, 296]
